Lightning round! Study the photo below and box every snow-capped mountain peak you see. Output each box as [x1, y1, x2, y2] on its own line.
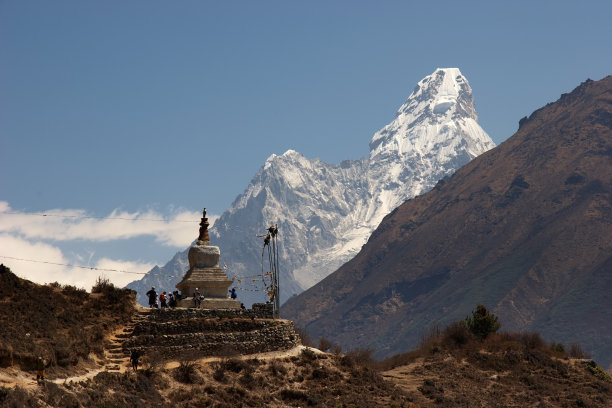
[364, 68, 494, 226]
[369, 68, 487, 159]
[127, 68, 495, 307]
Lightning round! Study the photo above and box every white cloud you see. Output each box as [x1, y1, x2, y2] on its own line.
[0, 233, 154, 288]
[0, 202, 220, 290]
[89, 258, 156, 287]
[0, 202, 214, 247]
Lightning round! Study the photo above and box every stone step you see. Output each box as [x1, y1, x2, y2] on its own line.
[106, 365, 120, 371]
[115, 333, 132, 339]
[108, 359, 125, 364]
[106, 344, 122, 350]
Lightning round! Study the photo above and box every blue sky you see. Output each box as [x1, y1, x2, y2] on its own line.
[1, 0, 611, 288]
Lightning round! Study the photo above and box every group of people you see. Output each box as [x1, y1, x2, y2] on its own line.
[192, 287, 239, 308]
[145, 287, 182, 309]
[145, 286, 239, 309]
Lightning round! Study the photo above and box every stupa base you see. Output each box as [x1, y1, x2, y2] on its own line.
[177, 298, 241, 310]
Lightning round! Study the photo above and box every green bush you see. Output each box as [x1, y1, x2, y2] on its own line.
[463, 304, 501, 340]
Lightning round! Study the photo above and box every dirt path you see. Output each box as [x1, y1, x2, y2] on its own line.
[381, 359, 425, 393]
[162, 345, 320, 369]
[0, 367, 39, 390]
[51, 368, 105, 384]
[0, 345, 322, 389]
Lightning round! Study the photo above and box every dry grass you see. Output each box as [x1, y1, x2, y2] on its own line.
[376, 321, 612, 407]
[0, 265, 136, 375]
[2, 266, 610, 407]
[1, 350, 410, 407]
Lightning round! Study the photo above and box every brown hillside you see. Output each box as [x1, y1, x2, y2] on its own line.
[0, 264, 136, 374]
[3, 323, 612, 407]
[282, 75, 612, 368]
[2, 265, 611, 407]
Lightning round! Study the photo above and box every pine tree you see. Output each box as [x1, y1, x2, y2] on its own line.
[463, 304, 501, 340]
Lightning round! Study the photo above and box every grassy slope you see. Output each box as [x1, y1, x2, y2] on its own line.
[0, 264, 136, 373]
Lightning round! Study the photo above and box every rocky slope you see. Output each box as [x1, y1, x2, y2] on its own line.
[128, 68, 494, 306]
[281, 75, 612, 369]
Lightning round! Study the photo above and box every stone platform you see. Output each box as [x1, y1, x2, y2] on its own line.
[121, 305, 300, 359]
[176, 297, 241, 309]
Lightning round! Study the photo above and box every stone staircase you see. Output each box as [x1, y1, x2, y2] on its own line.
[103, 309, 151, 371]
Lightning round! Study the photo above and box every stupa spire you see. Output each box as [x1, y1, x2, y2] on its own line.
[198, 208, 210, 244]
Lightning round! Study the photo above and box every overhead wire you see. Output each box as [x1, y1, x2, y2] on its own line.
[0, 255, 183, 277]
[0, 255, 273, 292]
[1, 211, 197, 223]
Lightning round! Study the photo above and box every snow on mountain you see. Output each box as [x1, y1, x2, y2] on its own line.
[366, 68, 494, 224]
[127, 68, 495, 307]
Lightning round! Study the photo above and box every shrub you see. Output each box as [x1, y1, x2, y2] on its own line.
[175, 360, 199, 384]
[221, 357, 249, 373]
[318, 337, 342, 354]
[550, 342, 565, 354]
[318, 337, 333, 352]
[212, 363, 226, 382]
[464, 304, 501, 340]
[519, 332, 546, 350]
[343, 348, 375, 368]
[419, 324, 441, 349]
[568, 343, 588, 358]
[280, 388, 310, 403]
[267, 360, 288, 377]
[62, 284, 88, 300]
[299, 348, 317, 363]
[294, 327, 314, 347]
[442, 321, 473, 347]
[238, 370, 257, 389]
[91, 276, 113, 293]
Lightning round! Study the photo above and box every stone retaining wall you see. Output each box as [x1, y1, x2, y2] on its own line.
[144, 303, 273, 322]
[132, 317, 282, 336]
[121, 304, 298, 359]
[124, 320, 299, 358]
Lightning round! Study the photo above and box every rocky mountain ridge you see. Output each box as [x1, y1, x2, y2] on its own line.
[127, 68, 495, 306]
[281, 75, 612, 369]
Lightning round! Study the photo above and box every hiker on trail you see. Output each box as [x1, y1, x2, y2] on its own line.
[36, 356, 46, 384]
[160, 291, 168, 309]
[229, 287, 237, 300]
[146, 287, 158, 308]
[168, 292, 177, 308]
[193, 288, 201, 308]
[130, 350, 141, 372]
